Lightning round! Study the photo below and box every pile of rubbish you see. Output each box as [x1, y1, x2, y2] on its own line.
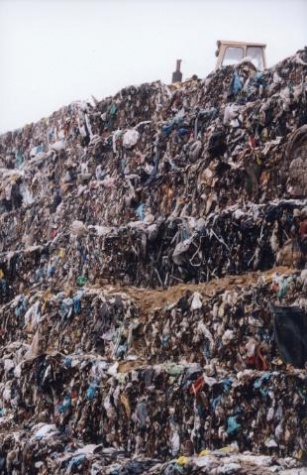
[0, 49, 306, 474]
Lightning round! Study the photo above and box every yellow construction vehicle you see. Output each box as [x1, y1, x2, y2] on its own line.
[171, 41, 267, 83]
[215, 40, 267, 70]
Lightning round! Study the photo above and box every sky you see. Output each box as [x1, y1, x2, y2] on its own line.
[0, 0, 306, 133]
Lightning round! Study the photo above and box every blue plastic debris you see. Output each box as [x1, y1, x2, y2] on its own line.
[63, 357, 73, 368]
[136, 203, 145, 221]
[227, 415, 241, 435]
[67, 454, 86, 471]
[116, 342, 128, 358]
[58, 395, 71, 414]
[254, 372, 271, 397]
[86, 381, 98, 400]
[73, 292, 82, 314]
[221, 377, 233, 393]
[231, 70, 243, 95]
[212, 395, 222, 410]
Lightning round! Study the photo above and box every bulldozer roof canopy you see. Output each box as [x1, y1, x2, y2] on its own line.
[217, 40, 267, 48]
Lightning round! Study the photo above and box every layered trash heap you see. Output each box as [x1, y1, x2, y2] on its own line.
[0, 49, 307, 474]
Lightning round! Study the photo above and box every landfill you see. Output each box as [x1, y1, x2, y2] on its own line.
[0, 48, 306, 474]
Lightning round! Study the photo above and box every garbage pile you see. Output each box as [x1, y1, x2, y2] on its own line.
[1, 199, 307, 300]
[0, 49, 306, 473]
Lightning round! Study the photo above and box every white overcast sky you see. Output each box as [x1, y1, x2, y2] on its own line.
[0, 0, 306, 133]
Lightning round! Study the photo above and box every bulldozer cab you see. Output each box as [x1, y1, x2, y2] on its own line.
[216, 40, 267, 71]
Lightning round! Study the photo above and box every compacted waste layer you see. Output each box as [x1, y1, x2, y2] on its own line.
[0, 49, 306, 474]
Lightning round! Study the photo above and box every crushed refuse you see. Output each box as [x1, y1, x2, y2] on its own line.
[0, 48, 306, 474]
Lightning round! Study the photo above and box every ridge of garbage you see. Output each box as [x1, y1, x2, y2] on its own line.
[0, 48, 306, 474]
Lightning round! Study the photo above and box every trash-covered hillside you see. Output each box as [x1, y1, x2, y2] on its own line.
[0, 49, 306, 474]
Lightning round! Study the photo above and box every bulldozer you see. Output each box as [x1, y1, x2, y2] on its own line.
[171, 40, 267, 83]
[215, 40, 267, 70]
